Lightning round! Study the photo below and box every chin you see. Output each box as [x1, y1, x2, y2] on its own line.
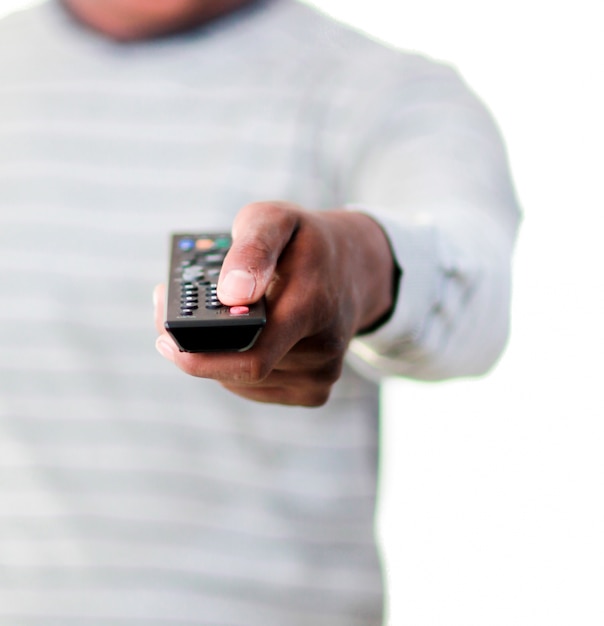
[62, 0, 254, 41]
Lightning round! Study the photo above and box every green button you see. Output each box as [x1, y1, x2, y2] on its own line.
[214, 237, 231, 249]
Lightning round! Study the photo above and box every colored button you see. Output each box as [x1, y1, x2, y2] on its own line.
[229, 306, 250, 316]
[178, 238, 195, 251]
[214, 237, 231, 249]
[195, 238, 214, 251]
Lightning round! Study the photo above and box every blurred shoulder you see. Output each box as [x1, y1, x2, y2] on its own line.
[260, 1, 461, 91]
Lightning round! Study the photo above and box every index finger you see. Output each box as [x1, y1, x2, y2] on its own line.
[217, 201, 301, 306]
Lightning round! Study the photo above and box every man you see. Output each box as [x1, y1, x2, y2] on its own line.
[0, 0, 520, 624]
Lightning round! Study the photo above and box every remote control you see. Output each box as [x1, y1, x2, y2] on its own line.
[164, 233, 266, 352]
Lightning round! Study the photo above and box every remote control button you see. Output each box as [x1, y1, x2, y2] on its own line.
[214, 237, 230, 249]
[178, 238, 195, 251]
[182, 266, 204, 282]
[205, 301, 223, 309]
[203, 253, 225, 265]
[195, 238, 214, 251]
[206, 269, 220, 280]
[229, 306, 250, 316]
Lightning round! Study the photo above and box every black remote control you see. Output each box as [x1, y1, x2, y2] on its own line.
[164, 233, 266, 352]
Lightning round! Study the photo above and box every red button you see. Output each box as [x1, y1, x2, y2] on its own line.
[229, 306, 250, 316]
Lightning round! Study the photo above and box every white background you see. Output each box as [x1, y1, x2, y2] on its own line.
[2, 1, 603, 624]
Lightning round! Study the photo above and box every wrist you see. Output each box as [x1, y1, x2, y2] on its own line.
[322, 210, 400, 336]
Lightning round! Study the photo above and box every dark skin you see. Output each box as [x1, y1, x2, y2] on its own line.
[154, 203, 396, 407]
[62, 1, 397, 407]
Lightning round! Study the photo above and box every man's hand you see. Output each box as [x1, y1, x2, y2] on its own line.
[154, 202, 396, 407]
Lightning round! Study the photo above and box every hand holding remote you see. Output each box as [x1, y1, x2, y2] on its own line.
[155, 201, 397, 407]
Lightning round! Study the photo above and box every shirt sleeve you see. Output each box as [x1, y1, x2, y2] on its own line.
[333, 60, 521, 381]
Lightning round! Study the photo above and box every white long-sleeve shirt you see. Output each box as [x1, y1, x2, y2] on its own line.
[0, 1, 520, 624]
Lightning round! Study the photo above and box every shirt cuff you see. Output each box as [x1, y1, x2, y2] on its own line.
[345, 205, 443, 372]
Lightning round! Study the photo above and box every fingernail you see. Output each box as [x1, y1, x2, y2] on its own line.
[220, 269, 256, 300]
[155, 337, 175, 362]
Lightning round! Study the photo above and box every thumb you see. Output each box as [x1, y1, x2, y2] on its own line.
[217, 202, 300, 306]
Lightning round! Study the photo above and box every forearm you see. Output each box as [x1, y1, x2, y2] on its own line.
[348, 204, 517, 380]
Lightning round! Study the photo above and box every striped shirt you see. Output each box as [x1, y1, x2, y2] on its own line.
[0, 1, 520, 624]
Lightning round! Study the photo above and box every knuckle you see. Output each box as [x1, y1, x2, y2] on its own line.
[234, 355, 272, 385]
[176, 359, 208, 379]
[310, 327, 349, 363]
[241, 200, 294, 221]
[322, 336, 348, 361]
[319, 359, 344, 385]
[233, 237, 274, 265]
[301, 387, 332, 408]
[236, 202, 298, 241]
[296, 366, 341, 407]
